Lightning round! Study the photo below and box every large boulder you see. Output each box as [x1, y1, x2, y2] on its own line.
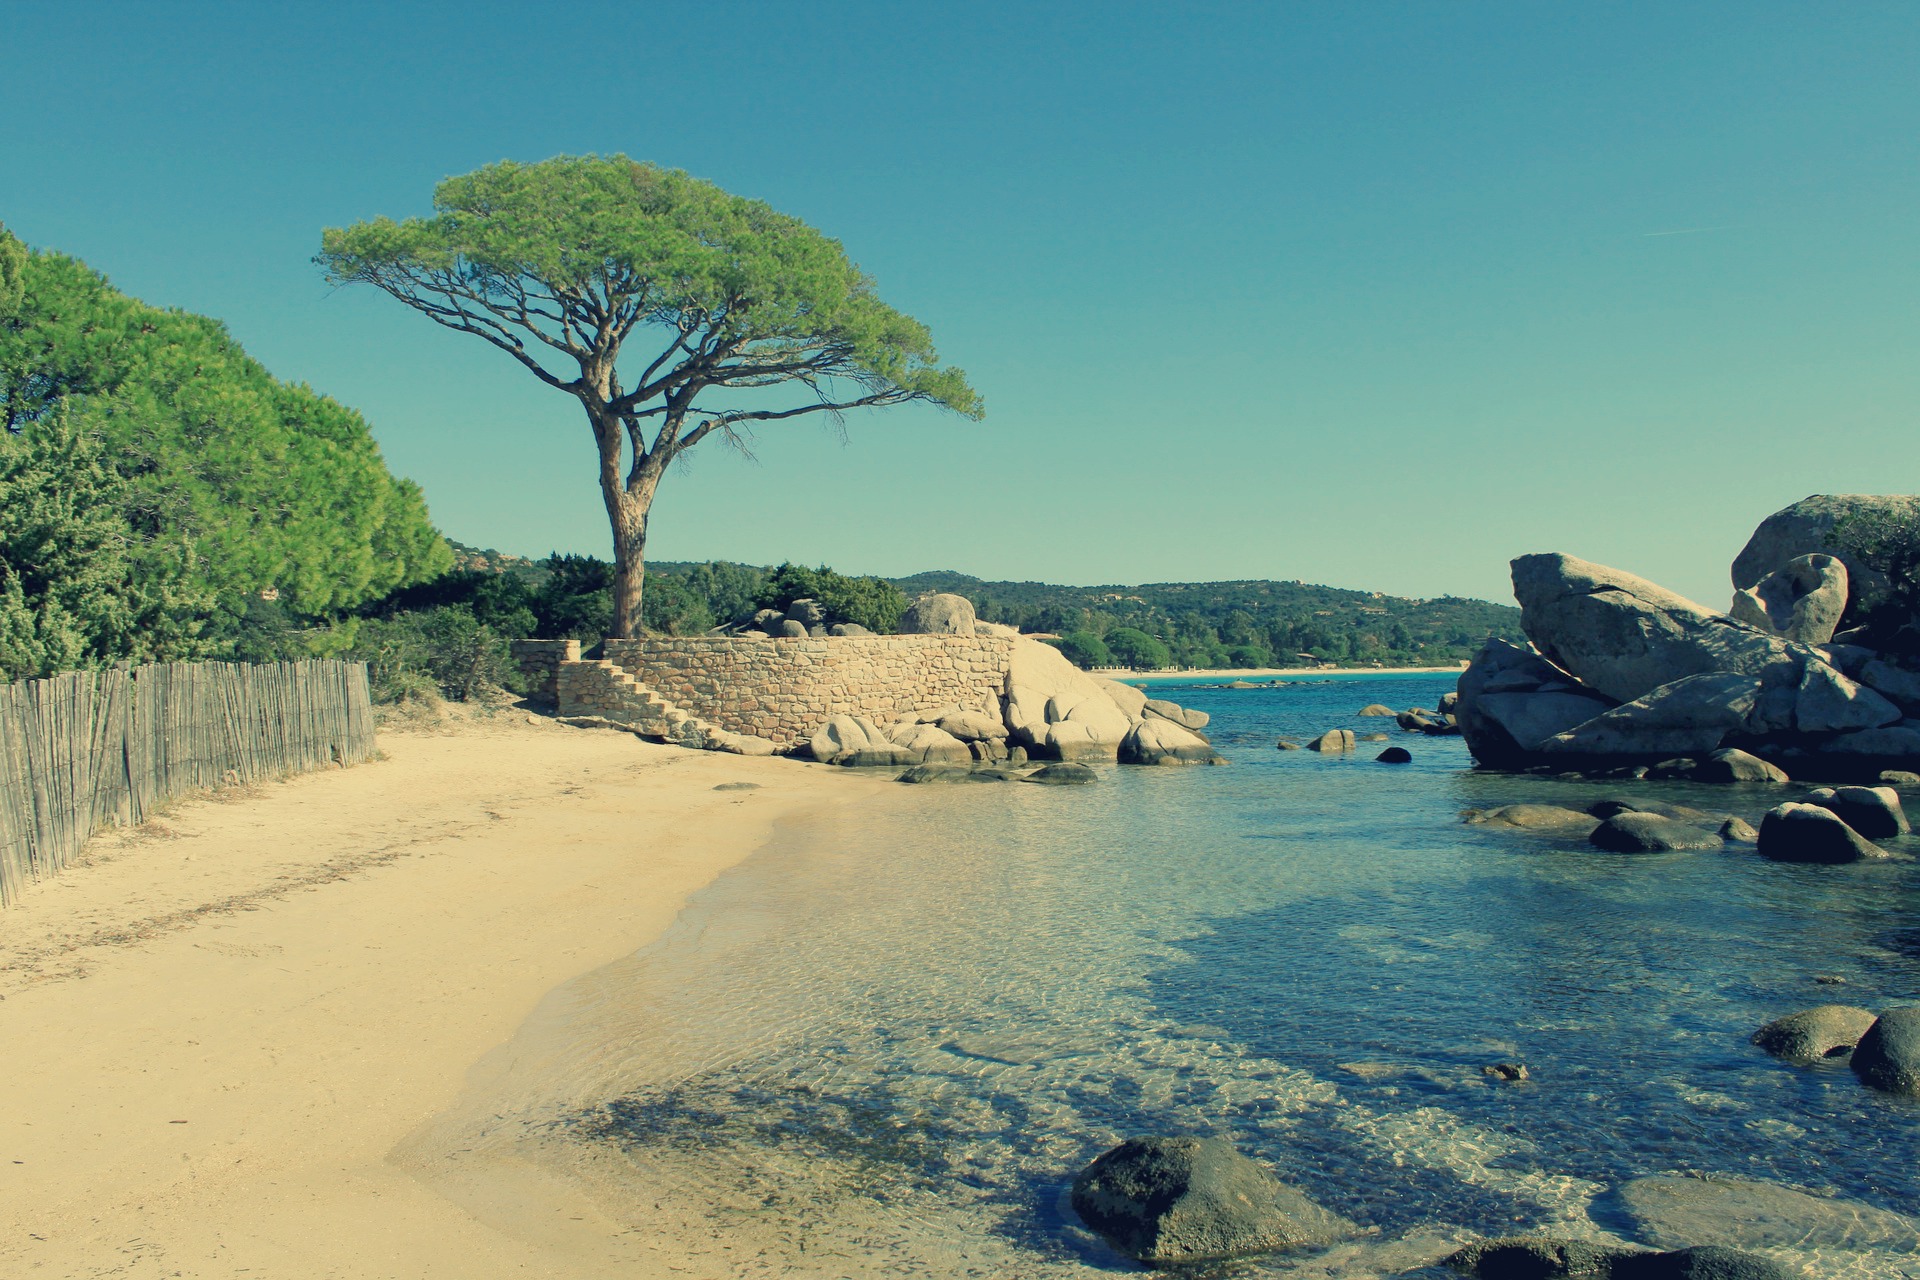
[935, 708, 1009, 743]
[807, 715, 915, 767]
[1455, 639, 1618, 768]
[785, 597, 828, 628]
[886, 722, 973, 764]
[1096, 678, 1150, 719]
[1003, 638, 1133, 758]
[1689, 748, 1789, 785]
[1732, 494, 1920, 624]
[1069, 1136, 1351, 1265]
[1536, 673, 1764, 758]
[1511, 554, 1798, 706]
[1851, 1007, 1920, 1095]
[1756, 802, 1889, 863]
[1462, 804, 1600, 837]
[1804, 785, 1909, 839]
[1729, 553, 1848, 645]
[1794, 660, 1902, 733]
[1142, 698, 1209, 731]
[1750, 1005, 1878, 1064]
[898, 593, 977, 635]
[1119, 718, 1214, 766]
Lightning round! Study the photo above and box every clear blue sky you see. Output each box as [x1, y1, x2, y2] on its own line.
[4, 1, 1915, 608]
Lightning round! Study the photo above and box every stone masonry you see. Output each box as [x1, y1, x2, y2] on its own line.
[509, 639, 580, 704]
[591, 634, 1017, 748]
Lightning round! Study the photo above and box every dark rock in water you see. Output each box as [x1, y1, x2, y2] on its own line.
[1590, 813, 1725, 853]
[1444, 1235, 1628, 1277]
[1069, 1136, 1352, 1264]
[1612, 1172, 1920, 1254]
[1022, 762, 1098, 785]
[1438, 690, 1459, 715]
[1719, 816, 1759, 843]
[1397, 709, 1439, 732]
[1613, 1245, 1796, 1279]
[1851, 1006, 1920, 1095]
[1482, 1062, 1530, 1082]
[1757, 802, 1889, 863]
[1750, 1004, 1876, 1064]
[970, 765, 1030, 781]
[712, 781, 762, 791]
[895, 764, 982, 784]
[1376, 746, 1413, 764]
[1307, 729, 1356, 752]
[1276, 737, 1303, 750]
[1804, 784, 1910, 839]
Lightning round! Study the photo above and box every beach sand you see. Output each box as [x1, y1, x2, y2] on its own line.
[0, 706, 886, 1279]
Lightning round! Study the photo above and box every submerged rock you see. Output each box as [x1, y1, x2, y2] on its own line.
[1069, 1136, 1352, 1264]
[1750, 1005, 1878, 1064]
[894, 763, 985, 784]
[1358, 703, 1397, 716]
[1719, 816, 1759, 843]
[1444, 1235, 1624, 1277]
[1612, 1172, 1920, 1254]
[1463, 804, 1601, 836]
[1021, 762, 1099, 785]
[1851, 1006, 1920, 1096]
[1376, 746, 1413, 764]
[1689, 749, 1790, 785]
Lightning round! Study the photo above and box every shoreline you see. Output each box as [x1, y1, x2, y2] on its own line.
[0, 708, 891, 1279]
[1096, 663, 1468, 682]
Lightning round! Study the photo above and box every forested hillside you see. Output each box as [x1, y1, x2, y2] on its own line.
[426, 547, 1521, 670]
[0, 222, 450, 679]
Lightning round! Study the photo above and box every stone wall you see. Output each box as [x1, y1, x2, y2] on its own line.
[599, 634, 1016, 746]
[510, 639, 581, 704]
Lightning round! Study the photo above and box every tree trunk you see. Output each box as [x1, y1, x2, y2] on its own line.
[603, 461, 663, 640]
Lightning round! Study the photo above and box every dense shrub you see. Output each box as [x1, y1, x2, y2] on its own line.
[754, 563, 906, 632]
[1050, 630, 1112, 669]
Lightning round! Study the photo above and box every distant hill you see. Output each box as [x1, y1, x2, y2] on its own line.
[442, 546, 1521, 669]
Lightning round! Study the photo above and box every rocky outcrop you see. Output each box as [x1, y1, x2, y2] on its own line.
[809, 715, 917, 767]
[1512, 553, 1797, 705]
[1750, 1005, 1877, 1064]
[898, 592, 977, 635]
[1455, 504, 1920, 780]
[1142, 698, 1209, 731]
[1730, 554, 1848, 644]
[1003, 638, 1134, 759]
[1069, 1136, 1351, 1265]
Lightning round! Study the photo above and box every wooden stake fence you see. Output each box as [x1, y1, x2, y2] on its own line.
[0, 660, 375, 907]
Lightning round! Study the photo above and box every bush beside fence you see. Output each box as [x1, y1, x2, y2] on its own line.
[0, 660, 375, 906]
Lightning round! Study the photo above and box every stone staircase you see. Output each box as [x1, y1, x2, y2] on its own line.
[554, 659, 775, 755]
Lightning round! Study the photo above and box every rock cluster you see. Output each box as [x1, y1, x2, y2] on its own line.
[801, 633, 1215, 768]
[1456, 497, 1920, 780]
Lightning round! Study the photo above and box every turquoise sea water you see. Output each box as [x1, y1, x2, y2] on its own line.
[455, 675, 1920, 1277]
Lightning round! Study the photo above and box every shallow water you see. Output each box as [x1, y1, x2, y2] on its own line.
[441, 675, 1920, 1277]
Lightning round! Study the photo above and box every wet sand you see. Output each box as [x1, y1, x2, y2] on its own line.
[0, 707, 887, 1279]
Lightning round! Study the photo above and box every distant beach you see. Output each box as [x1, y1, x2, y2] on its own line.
[1096, 663, 1469, 682]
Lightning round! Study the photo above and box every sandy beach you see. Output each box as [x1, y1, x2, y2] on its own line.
[0, 708, 887, 1279]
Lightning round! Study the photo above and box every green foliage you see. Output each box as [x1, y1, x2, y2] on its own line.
[754, 563, 907, 632]
[0, 410, 215, 680]
[641, 573, 715, 635]
[1103, 627, 1172, 670]
[319, 156, 979, 636]
[0, 233, 452, 619]
[1831, 510, 1920, 646]
[343, 606, 522, 703]
[893, 569, 1520, 668]
[1050, 630, 1112, 670]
